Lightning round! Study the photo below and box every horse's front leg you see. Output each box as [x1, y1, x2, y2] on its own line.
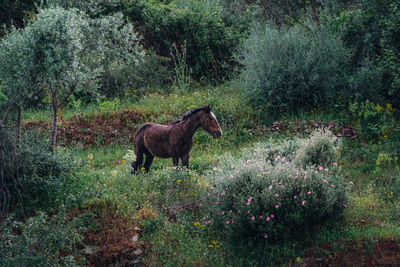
[172, 156, 179, 167]
[180, 153, 190, 169]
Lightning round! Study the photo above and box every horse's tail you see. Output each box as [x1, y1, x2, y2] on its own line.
[132, 123, 152, 174]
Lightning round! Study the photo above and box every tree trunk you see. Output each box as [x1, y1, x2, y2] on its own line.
[16, 105, 22, 147]
[51, 89, 58, 149]
[0, 102, 12, 126]
[310, 0, 320, 25]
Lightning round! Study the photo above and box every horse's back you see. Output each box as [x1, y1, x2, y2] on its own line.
[135, 122, 172, 157]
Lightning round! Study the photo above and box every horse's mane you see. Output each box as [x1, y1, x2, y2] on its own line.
[182, 106, 211, 120]
[169, 106, 211, 125]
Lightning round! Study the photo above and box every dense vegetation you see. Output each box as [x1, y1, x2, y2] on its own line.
[1, 0, 399, 266]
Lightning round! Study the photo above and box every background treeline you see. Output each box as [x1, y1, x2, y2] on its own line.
[1, 0, 399, 115]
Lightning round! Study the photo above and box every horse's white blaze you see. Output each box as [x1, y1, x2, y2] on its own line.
[211, 111, 217, 121]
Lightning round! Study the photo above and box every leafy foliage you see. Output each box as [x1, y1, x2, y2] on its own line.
[0, 127, 78, 217]
[121, 0, 246, 81]
[0, 212, 84, 266]
[239, 24, 350, 116]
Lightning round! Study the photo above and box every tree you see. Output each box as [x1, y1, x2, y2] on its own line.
[0, 26, 37, 144]
[24, 7, 144, 147]
[24, 7, 90, 148]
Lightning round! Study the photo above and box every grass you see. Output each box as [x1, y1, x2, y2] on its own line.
[7, 85, 400, 265]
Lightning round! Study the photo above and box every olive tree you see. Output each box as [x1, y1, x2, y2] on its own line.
[0, 27, 37, 143]
[25, 7, 143, 147]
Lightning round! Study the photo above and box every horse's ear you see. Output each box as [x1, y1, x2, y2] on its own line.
[208, 104, 213, 111]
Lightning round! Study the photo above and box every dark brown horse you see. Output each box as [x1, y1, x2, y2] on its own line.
[131, 105, 222, 173]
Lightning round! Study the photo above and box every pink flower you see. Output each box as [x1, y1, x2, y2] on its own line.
[271, 215, 275, 218]
[238, 210, 240, 213]
[209, 187, 214, 190]
[251, 216, 255, 220]
[319, 167, 323, 171]
[229, 175, 234, 179]
[264, 234, 268, 238]
[301, 201, 306, 206]
[259, 216, 263, 219]
[227, 221, 230, 224]
[294, 196, 297, 199]
[266, 217, 270, 221]
[229, 210, 232, 213]
[343, 204, 348, 208]
[268, 185, 273, 190]
[307, 191, 311, 195]
[275, 194, 279, 197]
[222, 212, 225, 215]
[322, 179, 328, 183]
[275, 205, 279, 208]
[247, 210, 250, 214]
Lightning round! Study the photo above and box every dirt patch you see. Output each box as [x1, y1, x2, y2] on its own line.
[69, 199, 146, 266]
[25, 109, 359, 147]
[296, 239, 400, 266]
[25, 109, 149, 146]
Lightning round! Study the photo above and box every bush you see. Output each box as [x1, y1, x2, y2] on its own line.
[0, 127, 78, 218]
[0, 212, 84, 266]
[239, 24, 350, 116]
[295, 128, 341, 167]
[121, 0, 246, 81]
[203, 131, 347, 246]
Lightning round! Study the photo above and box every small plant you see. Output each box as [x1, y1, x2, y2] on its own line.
[98, 97, 120, 113]
[171, 41, 193, 91]
[349, 100, 396, 141]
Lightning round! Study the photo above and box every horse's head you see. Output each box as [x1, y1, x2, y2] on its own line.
[200, 105, 222, 138]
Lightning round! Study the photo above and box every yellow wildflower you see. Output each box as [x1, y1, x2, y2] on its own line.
[177, 179, 182, 183]
[88, 154, 94, 160]
[386, 103, 392, 110]
[376, 104, 383, 111]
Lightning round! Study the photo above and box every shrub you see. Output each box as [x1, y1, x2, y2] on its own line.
[239, 24, 350, 116]
[295, 128, 341, 167]
[0, 127, 78, 218]
[203, 131, 347, 246]
[0, 212, 84, 266]
[121, 0, 246, 81]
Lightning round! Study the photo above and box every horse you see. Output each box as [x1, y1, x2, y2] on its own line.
[131, 105, 222, 173]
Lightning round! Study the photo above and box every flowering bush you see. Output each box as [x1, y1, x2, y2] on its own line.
[203, 131, 347, 245]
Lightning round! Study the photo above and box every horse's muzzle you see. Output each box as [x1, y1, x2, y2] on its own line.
[213, 130, 222, 138]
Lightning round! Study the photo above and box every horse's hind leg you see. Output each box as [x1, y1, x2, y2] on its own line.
[131, 148, 144, 174]
[143, 151, 154, 172]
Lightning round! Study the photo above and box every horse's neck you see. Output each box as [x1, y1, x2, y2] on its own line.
[180, 117, 201, 138]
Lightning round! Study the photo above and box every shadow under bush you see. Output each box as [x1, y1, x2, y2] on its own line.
[0, 127, 79, 218]
[202, 130, 348, 248]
